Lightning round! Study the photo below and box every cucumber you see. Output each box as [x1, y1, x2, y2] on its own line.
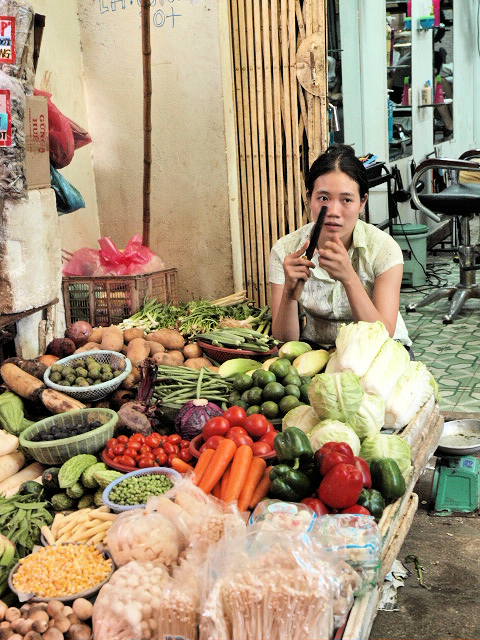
[58, 454, 98, 489]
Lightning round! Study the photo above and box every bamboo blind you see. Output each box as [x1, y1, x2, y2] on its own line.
[228, 0, 328, 307]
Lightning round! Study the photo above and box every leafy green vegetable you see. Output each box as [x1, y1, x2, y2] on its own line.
[360, 338, 411, 401]
[307, 370, 364, 422]
[384, 361, 437, 431]
[334, 321, 389, 377]
[309, 419, 361, 455]
[347, 392, 385, 440]
[359, 433, 411, 477]
[0, 391, 29, 436]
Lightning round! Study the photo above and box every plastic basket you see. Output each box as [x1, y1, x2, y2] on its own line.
[62, 268, 178, 326]
[19, 408, 119, 465]
[43, 350, 132, 401]
[102, 467, 181, 513]
[197, 341, 278, 364]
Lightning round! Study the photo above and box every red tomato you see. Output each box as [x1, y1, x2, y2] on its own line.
[341, 505, 371, 516]
[159, 435, 169, 443]
[226, 432, 254, 448]
[167, 433, 182, 445]
[258, 430, 277, 448]
[129, 433, 144, 444]
[127, 440, 142, 452]
[251, 441, 272, 456]
[113, 455, 124, 464]
[106, 438, 117, 449]
[163, 442, 179, 456]
[222, 406, 247, 427]
[168, 453, 179, 466]
[106, 447, 116, 459]
[113, 443, 126, 456]
[226, 426, 248, 437]
[116, 435, 129, 444]
[124, 447, 140, 460]
[138, 456, 155, 469]
[179, 448, 193, 462]
[145, 433, 162, 448]
[201, 435, 225, 451]
[244, 413, 270, 439]
[156, 451, 168, 465]
[180, 439, 190, 449]
[118, 454, 136, 467]
[139, 444, 153, 456]
[152, 446, 166, 458]
[202, 416, 231, 440]
[264, 421, 276, 432]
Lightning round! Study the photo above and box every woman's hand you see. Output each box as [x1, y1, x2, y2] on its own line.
[317, 232, 355, 283]
[283, 240, 314, 296]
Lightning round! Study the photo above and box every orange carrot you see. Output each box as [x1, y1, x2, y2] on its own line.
[237, 456, 267, 512]
[198, 439, 237, 494]
[212, 479, 222, 499]
[248, 465, 273, 510]
[192, 448, 215, 486]
[220, 464, 232, 502]
[170, 457, 195, 475]
[223, 444, 254, 505]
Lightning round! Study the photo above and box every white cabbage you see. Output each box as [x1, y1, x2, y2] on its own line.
[360, 338, 411, 401]
[384, 361, 437, 431]
[307, 370, 364, 422]
[281, 404, 320, 435]
[334, 321, 389, 377]
[309, 420, 361, 455]
[348, 392, 385, 439]
[359, 433, 412, 476]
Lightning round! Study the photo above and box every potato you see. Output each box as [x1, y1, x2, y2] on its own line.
[89, 326, 104, 343]
[100, 325, 124, 352]
[183, 342, 203, 359]
[148, 328, 185, 351]
[146, 340, 165, 356]
[121, 365, 141, 390]
[184, 357, 213, 370]
[73, 342, 101, 354]
[123, 327, 146, 343]
[126, 337, 150, 366]
[151, 350, 185, 367]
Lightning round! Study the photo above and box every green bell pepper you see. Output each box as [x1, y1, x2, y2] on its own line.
[357, 487, 386, 521]
[269, 464, 313, 502]
[273, 426, 314, 470]
[369, 457, 406, 501]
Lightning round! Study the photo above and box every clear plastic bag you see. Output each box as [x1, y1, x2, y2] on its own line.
[249, 498, 316, 532]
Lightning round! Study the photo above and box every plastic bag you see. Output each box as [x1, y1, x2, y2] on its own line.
[67, 116, 92, 149]
[50, 164, 85, 215]
[62, 247, 102, 277]
[97, 234, 165, 275]
[34, 89, 75, 169]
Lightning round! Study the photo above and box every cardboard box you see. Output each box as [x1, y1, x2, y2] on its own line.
[24, 95, 50, 189]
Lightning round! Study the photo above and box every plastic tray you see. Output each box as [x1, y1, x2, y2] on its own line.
[102, 466, 181, 512]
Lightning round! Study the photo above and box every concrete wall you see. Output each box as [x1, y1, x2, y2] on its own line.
[30, 0, 238, 304]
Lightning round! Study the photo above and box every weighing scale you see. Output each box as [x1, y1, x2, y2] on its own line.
[430, 419, 480, 516]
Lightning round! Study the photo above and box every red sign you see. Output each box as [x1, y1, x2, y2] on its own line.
[0, 16, 15, 64]
[0, 90, 11, 146]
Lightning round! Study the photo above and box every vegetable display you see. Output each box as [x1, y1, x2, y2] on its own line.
[174, 398, 223, 440]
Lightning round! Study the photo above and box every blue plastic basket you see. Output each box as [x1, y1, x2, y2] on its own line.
[102, 467, 181, 512]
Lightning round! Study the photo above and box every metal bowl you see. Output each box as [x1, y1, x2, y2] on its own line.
[437, 419, 480, 455]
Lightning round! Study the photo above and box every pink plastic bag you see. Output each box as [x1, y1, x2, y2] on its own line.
[34, 88, 75, 169]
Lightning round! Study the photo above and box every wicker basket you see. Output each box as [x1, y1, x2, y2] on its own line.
[197, 341, 278, 364]
[62, 268, 178, 326]
[43, 350, 132, 402]
[102, 467, 181, 512]
[19, 408, 119, 465]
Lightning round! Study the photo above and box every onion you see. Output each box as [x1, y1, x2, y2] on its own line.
[66, 321, 93, 347]
[174, 399, 223, 440]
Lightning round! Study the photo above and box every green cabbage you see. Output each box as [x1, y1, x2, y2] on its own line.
[384, 361, 436, 431]
[348, 392, 385, 439]
[281, 404, 320, 435]
[0, 391, 29, 436]
[360, 338, 411, 401]
[309, 420, 361, 455]
[307, 370, 364, 422]
[334, 321, 389, 377]
[359, 433, 411, 476]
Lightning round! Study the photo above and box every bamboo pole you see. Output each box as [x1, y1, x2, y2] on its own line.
[141, 1, 152, 247]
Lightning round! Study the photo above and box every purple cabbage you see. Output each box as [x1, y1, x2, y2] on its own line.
[174, 399, 223, 440]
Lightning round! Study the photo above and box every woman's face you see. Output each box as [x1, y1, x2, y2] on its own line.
[308, 170, 367, 249]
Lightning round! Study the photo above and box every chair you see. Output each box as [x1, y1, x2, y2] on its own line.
[405, 151, 480, 323]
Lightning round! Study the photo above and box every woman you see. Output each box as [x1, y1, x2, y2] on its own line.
[269, 144, 411, 351]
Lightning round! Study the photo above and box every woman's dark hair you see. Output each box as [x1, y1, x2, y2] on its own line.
[306, 144, 369, 199]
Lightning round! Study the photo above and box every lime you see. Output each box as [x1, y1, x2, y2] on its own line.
[233, 373, 253, 393]
[262, 381, 286, 403]
[279, 395, 301, 415]
[235, 399, 249, 410]
[286, 364, 299, 376]
[251, 368, 276, 388]
[247, 386, 264, 405]
[228, 390, 242, 405]
[282, 373, 302, 387]
[260, 401, 280, 420]
[268, 358, 291, 379]
[300, 375, 312, 386]
[284, 384, 301, 399]
[299, 383, 310, 403]
[246, 404, 261, 416]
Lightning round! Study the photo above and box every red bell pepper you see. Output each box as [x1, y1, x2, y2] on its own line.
[314, 441, 355, 477]
[353, 455, 372, 489]
[340, 504, 371, 516]
[300, 496, 330, 516]
[317, 462, 363, 510]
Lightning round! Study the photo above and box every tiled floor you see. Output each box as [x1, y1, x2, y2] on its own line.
[399, 244, 480, 414]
